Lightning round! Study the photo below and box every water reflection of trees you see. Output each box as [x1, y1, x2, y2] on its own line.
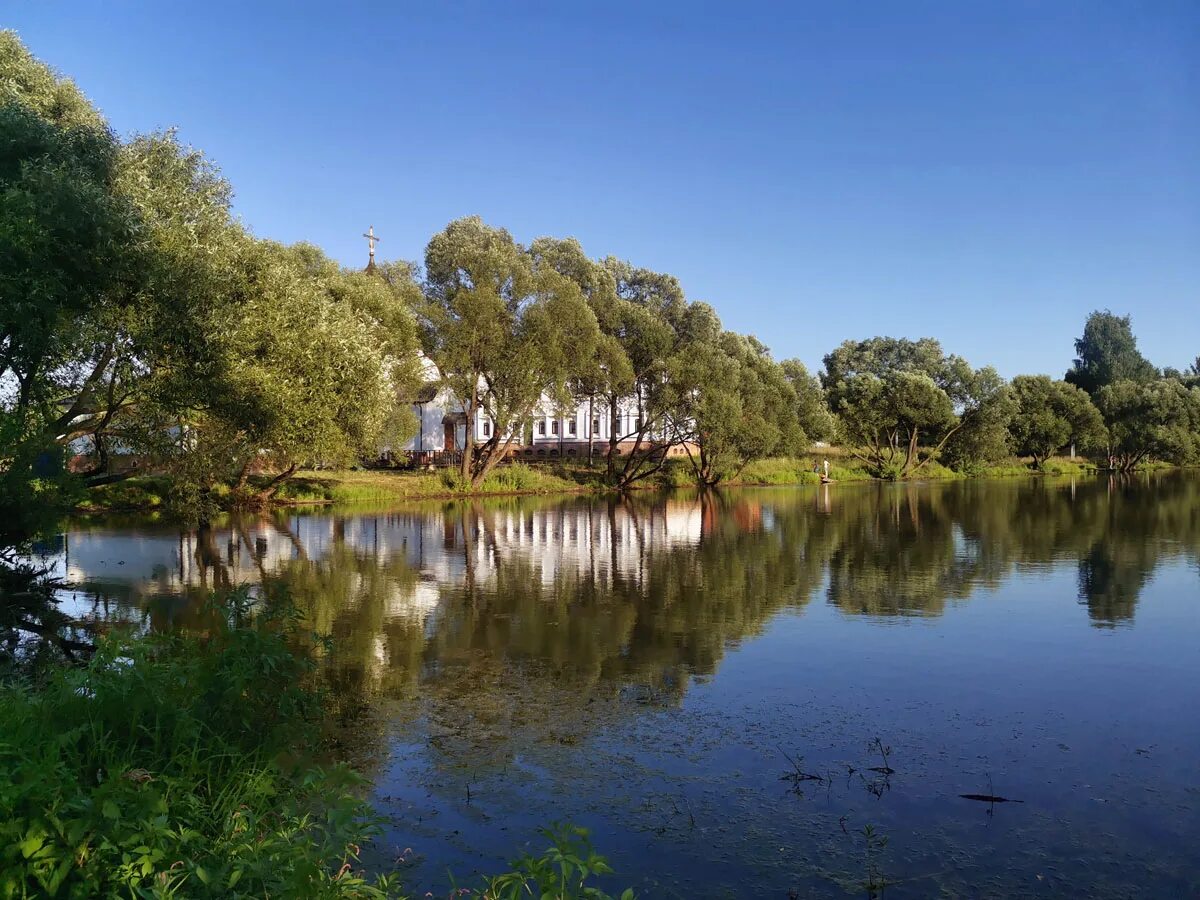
[42, 473, 1199, 801]
[822, 474, 1199, 626]
[56, 474, 1200, 698]
[231, 474, 1197, 775]
[267, 493, 832, 705]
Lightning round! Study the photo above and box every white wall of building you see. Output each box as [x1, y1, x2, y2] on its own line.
[395, 354, 671, 453]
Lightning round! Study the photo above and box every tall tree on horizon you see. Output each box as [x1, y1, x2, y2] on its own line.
[1065, 310, 1158, 396]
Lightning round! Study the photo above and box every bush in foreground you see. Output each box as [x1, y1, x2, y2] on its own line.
[0, 589, 632, 898]
[0, 592, 390, 898]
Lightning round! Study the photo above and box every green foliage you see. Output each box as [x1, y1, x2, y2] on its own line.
[1094, 379, 1200, 470]
[1009, 375, 1107, 466]
[1040, 458, 1095, 477]
[976, 462, 1034, 478]
[269, 465, 598, 506]
[939, 367, 1015, 472]
[1065, 310, 1158, 396]
[481, 462, 542, 492]
[476, 824, 633, 900]
[0, 590, 392, 898]
[0, 32, 103, 129]
[529, 238, 634, 414]
[781, 359, 836, 443]
[822, 337, 1013, 478]
[735, 457, 818, 485]
[595, 259, 695, 488]
[1, 34, 415, 515]
[420, 218, 602, 487]
[0, 34, 142, 491]
[671, 333, 804, 485]
[76, 475, 169, 511]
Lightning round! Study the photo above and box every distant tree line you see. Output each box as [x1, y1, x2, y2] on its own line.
[3, 32, 1199, 527]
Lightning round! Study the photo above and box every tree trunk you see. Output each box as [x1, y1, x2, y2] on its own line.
[234, 458, 254, 490]
[902, 426, 920, 475]
[84, 470, 138, 489]
[460, 399, 474, 482]
[91, 431, 110, 476]
[254, 463, 298, 503]
[470, 431, 522, 489]
[682, 439, 703, 485]
[607, 394, 620, 480]
[587, 395, 595, 465]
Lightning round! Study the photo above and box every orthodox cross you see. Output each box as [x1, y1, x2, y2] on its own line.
[363, 225, 381, 262]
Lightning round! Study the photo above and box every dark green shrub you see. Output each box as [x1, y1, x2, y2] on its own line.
[0, 591, 391, 898]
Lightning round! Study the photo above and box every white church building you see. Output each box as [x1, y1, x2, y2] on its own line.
[399, 356, 684, 463]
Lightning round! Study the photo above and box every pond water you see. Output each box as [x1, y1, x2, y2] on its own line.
[38, 473, 1200, 898]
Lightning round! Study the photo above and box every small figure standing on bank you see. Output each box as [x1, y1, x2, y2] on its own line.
[823, 458, 830, 478]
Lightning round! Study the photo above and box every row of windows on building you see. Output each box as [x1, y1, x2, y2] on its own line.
[479, 417, 642, 438]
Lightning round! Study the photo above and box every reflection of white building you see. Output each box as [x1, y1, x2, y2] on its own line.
[48, 499, 712, 616]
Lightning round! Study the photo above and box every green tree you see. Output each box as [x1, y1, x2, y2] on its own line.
[822, 337, 1010, 477]
[1093, 379, 1200, 471]
[598, 259, 688, 488]
[1009, 375, 1106, 467]
[940, 366, 1016, 472]
[152, 240, 402, 506]
[781, 358, 836, 443]
[529, 237, 632, 463]
[68, 131, 244, 481]
[279, 245, 424, 450]
[420, 218, 601, 487]
[1065, 310, 1157, 395]
[1163, 356, 1200, 389]
[0, 34, 141, 483]
[675, 334, 803, 485]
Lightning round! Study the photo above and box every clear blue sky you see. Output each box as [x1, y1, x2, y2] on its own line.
[9, 2, 1198, 376]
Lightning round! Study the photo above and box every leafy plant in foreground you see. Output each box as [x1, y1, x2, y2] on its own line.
[0, 589, 390, 898]
[475, 824, 634, 900]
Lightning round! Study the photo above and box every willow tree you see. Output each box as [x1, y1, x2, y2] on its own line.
[598, 259, 695, 487]
[419, 218, 601, 487]
[781, 358, 836, 443]
[822, 337, 1012, 477]
[529, 237, 632, 463]
[1009, 375, 1106, 467]
[279, 244, 424, 449]
[0, 33, 141, 486]
[1094, 379, 1200, 471]
[141, 239, 403, 507]
[674, 333, 803, 485]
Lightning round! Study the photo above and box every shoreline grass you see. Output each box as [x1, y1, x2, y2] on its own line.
[74, 453, 1149, 515]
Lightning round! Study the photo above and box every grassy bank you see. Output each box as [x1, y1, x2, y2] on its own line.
[76, 464, 607, 514]
[709, 452, 1098, 487]
[0, 588, 632, 899]
[274, 463, 604, 504]
[76, 453, 1119, 514]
